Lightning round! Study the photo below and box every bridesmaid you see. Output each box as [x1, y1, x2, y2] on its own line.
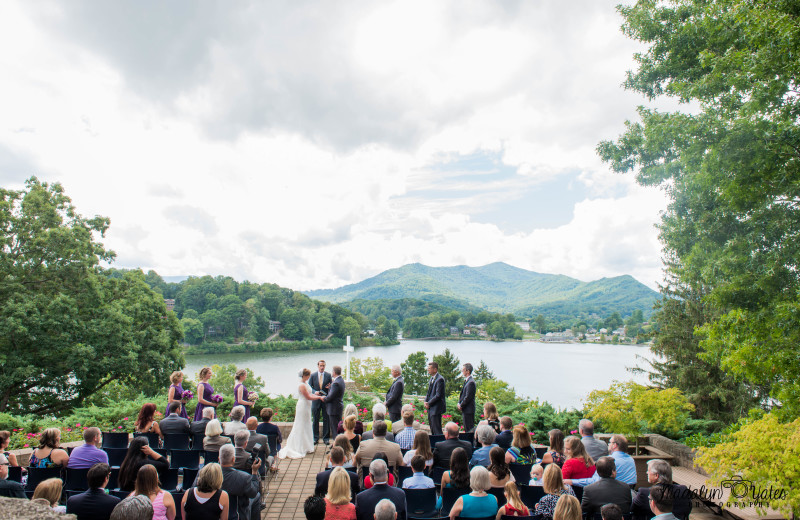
[166, 371, 189, 419]
[193, 367, 217, 421]
[233, 369, 255, 421]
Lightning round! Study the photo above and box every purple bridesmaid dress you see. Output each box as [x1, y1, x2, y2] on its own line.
[166, 384, 188, 419]
[233, 383, 250, 421]
[193, 382, 214, 421]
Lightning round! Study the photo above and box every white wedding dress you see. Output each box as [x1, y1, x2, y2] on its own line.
[278, 381, 315, 459]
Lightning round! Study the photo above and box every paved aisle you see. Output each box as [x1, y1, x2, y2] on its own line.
[262, 443, 329, 520]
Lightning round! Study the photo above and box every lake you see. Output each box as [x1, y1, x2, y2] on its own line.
[185, 340, 655, 410]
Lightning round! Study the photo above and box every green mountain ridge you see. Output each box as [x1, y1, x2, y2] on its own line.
[305, 262, 659, 318]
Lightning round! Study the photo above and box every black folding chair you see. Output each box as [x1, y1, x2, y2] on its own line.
[404, 487, 438, 518]
[487, 486, 507, 508]
[203, 450, 219, 464]
[105, 447, 128, 467]
[170, 450, 200, 470]
[108, 468, 120, 490]
[501, 516, 539, 520]
[181, 468, 199, 490]
[429, 466, 446, 487]
[458, 432, 475, 445]
[518, 484, 546, 509]
[173, 490, 186, 520]
[133, 432, 160, 447]
[7, 466, 22, 482]
[534, 447, 547, 459]
[265, 434, 278, 458]
[25, 467, 62, 491]
[64, 467, 91, 491]
[397, 465, 414, 485]
[102, 431, 130, 449]
[110, 489, 129, 499]
[161, 468, 180, 491]
[572, 485, 584, 503]
[440, 487, 470, 516]
[429, 435, 445, 448]
[164, 433, 191, 451]
[509, 463, 533, 484]
[191, 433, 205, 450]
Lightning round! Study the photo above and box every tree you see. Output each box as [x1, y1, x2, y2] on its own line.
[432, 348, 461, 397]
[338, 316, 362, 346]
[473, 360, 495, 384]
[0, 178, 184, 413]
[313, 307, 335, 337]
[401, 351, 429, 395]
[349, 357, 392, 392]
[181, 317, 205, 345]
[599, 0, 800, 419]
[534, 315, 547, 333]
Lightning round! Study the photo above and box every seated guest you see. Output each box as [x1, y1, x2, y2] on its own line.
[363, 404, 394, 441]
[631, 459, 692, 520]
[535, 464, 576, 520]
[394, 410, 416, 450]
[0, 453, 24, 498]
[433, 422, 472, 468]
[566, 434, 637, 488]
[561, 436, 595, 480]
[495, 480, 530, 519]
[364, 452, 395, 488]
[67, 462, 121, 520]
[505, 424, 536, 464]
[245, 417, 271, 472]
[487, 446, 513, 488]
[132, 463, 176, 520]
[602, 503, 624, 520]
[328, 434, 356, 469]
[338, 404, 365, 435]
[436, 447, 470, 510]
[256, 407, 283, 452]
[469, 425, 498, 468]
[134, 403, 162, 437]
[529, 464, 544, 486]
[580, 456, 632, 518]
[402, 430, 433, 467]
[191, 406, 215, 437]
[181, 463, 231, 520]
[342, 414, 361, 453]
[392, 404, 420, 435]
[354, 421, 404, 471]
[68, 427, 109, 469]
[315, 447, 360, 500]
[204, 419, 232, 452]
[110, 495, 154, 520]
[646, 484, 678, 520]
[374, 499, 398, 520]
[477, 402, 500, 433]
[402, 455, 434, 489]
[354, 459, 406, 520]
[29, 427, 70, 468]
[325, 467, 357, 519]
[33, 477, 66, 512]
[540, 429, 567, 467]
[0, 431, 19, 466]
[449, 466, 499, 519]
[219, 444, 261, 520]
[118, 437, 170, 491]
[495, 417, 513, 450]
[554, 494, 582, 520]
[233, 430, 254, 473]
[579, 419, 608, 462]
[305, 495, 326, 520]
[224, 405, 248, 436]
[159, 401, 191, 436]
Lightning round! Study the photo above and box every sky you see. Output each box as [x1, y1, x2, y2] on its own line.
[0, 0, 671, 291]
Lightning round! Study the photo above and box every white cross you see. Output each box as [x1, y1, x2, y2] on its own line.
[343, 335, 354, 381]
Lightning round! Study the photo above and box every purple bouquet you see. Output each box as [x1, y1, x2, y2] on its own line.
[181, 390, 194, 401]
[211, 394, 224, 404]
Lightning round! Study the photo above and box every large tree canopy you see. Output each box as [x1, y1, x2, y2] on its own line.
[0, 178, 184, 414]
[599, 0, 800, 419]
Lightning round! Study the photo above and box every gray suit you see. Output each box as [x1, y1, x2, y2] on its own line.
[582, 435, 609, 462]
[221, 466, 261, 520]
[581, 477, 633, 518]
[159, 413, 190, 435]
[385, 376, 404, 422]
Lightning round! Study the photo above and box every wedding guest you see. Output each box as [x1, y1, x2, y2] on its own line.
[305, 496, 327, 520]
[579, 457, 632, 518]
[233, 430, 254, 473]
[69, 427, 109, 469]
[165, 371, 188, 420]
[495, 417, 513, 450]
[233, 369, 256, 421]
[192, 407, 215, 438]
[433, 422, 473, 468]
[328, 434, 355, 469]
[342, 415, 361, 453]
[602, 504, 623, 520]
[363, 452, 395, 489]
[181, 463, 230, 520]
[541, 429, 567, 467]
[561, 436, 595, 480]
[219, 444, 261, 520]
[194, 366, 218, 422]
[505, 424, 536, 464]
[579, 419, 608, 462]
[488, 446, 513, 488]
[535, 464, 576, 520]
[256, 407, 283, 452]
[631, 459, 692, 520]
[436, 447, 470, 510]
[449, 466, 499, 519]
[160, 401, 191, 436]
[29, 427, 69, 468]
[0, 453, 24, 498]
[315, 447, 360, 500]
[477, 402, 500, 433]
[469, 425, 498, 468]
[132, 463, 176, 520]
[401, 455, 434, 489]
[66, 462, 121, 519]
[134, 403, 162, 437]
[0, 431, 18, 466]
[354, 421, 404, 471]
[364, 403, 392, 434]
[354, 460, 406, 520]
[402, 430, 434, 467]
[244, 417, 271, 472]
[337, 404, 364, 435]
[204, 419, 232, 452]
[111, 495, 153, 520]
[554, 494, 582, 520]
[495, 480, 530, 519]
[325, 466, 357, 519]
[224, 405, 248, 436]
[374, 499, 397, 520]
[118, 437, 170, 491]
[33, 477, 66, 512]
[529, 464, 544, 486]
[394, 410, 416, 450]
[391, 404, 420, 435]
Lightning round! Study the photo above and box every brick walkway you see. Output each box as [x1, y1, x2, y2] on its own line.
[262, 442, 328, 520]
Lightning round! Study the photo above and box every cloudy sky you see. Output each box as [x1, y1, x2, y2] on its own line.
[1, 0, 670, 291]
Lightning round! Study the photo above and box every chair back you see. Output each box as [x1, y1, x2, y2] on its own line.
[203, 450, 219, 464]
[181, 468, 199, 490]
[455, 516, 496, 520]
[487, 486, 507, 507]
[572, 485, 584, 502]
[534, 447, 547, 459]
[191, 433, 206, 450]
[429, 434, 445, 447]
[518, 484, 546, 509]
[133, 432, 160, 447]
[110, 489, 129, 499]
[429, 466, 446, 486]
[459, 432, 475, 445]
[105, 447, 128, 467]
[102, 431, 130, 449]
[108, 468, 120, 490]
[440, 486, 470, 515]
[501, 516, 538, 520]
[7, 466, 22, 482]
[509, 463, 533, 484]
[25, 467, 63, 491]
[164, 433, 191, 451]
[397, 465, 414, 484]
[404, 487, 438, 517]
[161, 468, 180, 491]
[172, 490, 185, 520]
[265, 433, 278, 457]
[64, 467, 91, 491]
[170, 449, 200, 470]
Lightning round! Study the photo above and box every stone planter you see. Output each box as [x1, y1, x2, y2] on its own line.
[630, 443, 675, 489]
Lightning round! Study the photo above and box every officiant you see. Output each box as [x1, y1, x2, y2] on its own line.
[310, 359, 332, 445]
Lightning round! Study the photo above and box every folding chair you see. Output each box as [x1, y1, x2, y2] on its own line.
[181, 468, 199, 490]
[487, 486, 507, 507]
[104, 447, 128, 467]
[161, 468, 180, 491]
[518, 484, 546, 509]
[509, 463, 533, 484]
[203, 450, 219, 464]
[25, 467, 63, 491]
[164, 433, 191, 451]
[404, 487, 438, 518]
[64, 467, 91, 491]
[439, 487, 470, 516]
[102, 431, 130, 449]
[170, 450, 200, 470]
[7, 466, 22, 483]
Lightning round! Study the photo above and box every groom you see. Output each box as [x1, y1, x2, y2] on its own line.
[324, 365, 345, 438]
[310, 360, 332, 444]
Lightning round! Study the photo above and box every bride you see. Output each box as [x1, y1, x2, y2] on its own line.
[278, 368, 325, 459]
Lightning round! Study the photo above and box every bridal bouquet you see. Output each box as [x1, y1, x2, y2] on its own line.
[248, 392, 258, 402]
[181, 390, 194, 402]
[211, 394, 224, 404]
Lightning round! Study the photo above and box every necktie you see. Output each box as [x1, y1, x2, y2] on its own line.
[319, 373, 323, 389]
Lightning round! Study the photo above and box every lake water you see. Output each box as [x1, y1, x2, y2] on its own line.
[184, 340, 655, 410]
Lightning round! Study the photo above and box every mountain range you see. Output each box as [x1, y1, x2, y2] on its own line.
[305, 262, 659, 318]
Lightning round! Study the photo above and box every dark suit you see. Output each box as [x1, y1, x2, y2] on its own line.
[432, 438, 473, 468]
[385, 376, 404, 422]
[310, 370, 332, 443]
[355, 482, 407, 520]
[581, 477, 633, 518]
[66, 488, 121, 520]
[159, 413, 191, 435]
[221, 465, 261, 520]
[632, 484, 692, 520]
[0, 479, 25, 499]
[458, 375, 476, 432]
[425, 372, 445, 435]
[315, 467, 360, 501]
[190, 418, 211, 436]
[326, 376, 345, 433]
[495, 430, 513, 450]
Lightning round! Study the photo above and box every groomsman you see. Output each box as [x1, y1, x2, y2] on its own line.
[325, 366, 346, 435]
[310, 360, 332, 444]
[457, 363, 476, 432]
[424, 361, 445, 436]
[384, 365, 404, 423]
